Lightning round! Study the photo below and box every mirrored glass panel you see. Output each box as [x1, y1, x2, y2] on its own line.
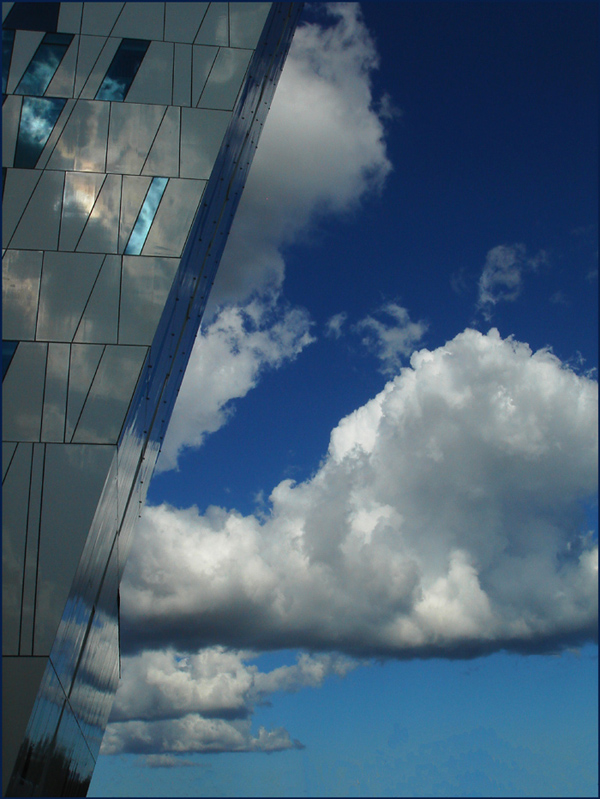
[2, 443, 32, 653]
[2, 169, 41, 247]
[230, 2, 272, 49]
[142, 177, 205, 258]
[105, 101, 164, 175]
[173, 43, 192, 106]
[180, 107, 231, 179]
[124, 177, 168, 255]
[72, 345, 148, 444]
[2, 249, 43, 340]
[165, 3, 209, 44]
[36, 252, 104, 342]
[2, 341, 19, 379]
[126, 40, 173, 106]
[3, 28, 15, 94]
[65, 344, 104, 441]
[3, 2, 60, 33]
[2, 94, 22, 166]
[119, 256, 179, 345]
[81, 2, 123, 36]
[194, 2, 229, 46]
[112, 2, 164, 41]
[41, 343, 70, 442]
[35, 443, 115, 654]
[13, 96, 66, 168]
[46, 99, 109, 173]
[73, 255, 121, 344]
[5, 30, 45, 94]
[15, 32, 73, 96]
[95, 38, 150, 102]
[2, 341, 46, 441]
[76, 173, 121, 254]
[198, 47, 253, 111]
[9, 169, 64, 251]
[20, 443, 45, 655]
[59, 171, 105, 252]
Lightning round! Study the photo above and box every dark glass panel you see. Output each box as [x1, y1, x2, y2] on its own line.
[124, 177, 168, 254]
[3, 2, 60, 32]
[13, 96, 66, 168]
[3, 340, 19, 380]
[15, 32, 73, 97]
[95, 38, 150, 102]
[3, 28, 15, 94]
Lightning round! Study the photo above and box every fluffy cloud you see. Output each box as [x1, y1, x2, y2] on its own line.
[157, 300, 314, 472]
[209, 2, 392, 306]
[156, 3, 393, 472]
[102, 649, 356, 755]
[122, 329, 598, 659]
[355, 302, 428, 374]
[477, 244, 547, 319]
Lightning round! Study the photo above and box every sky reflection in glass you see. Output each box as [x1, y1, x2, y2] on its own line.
[124, 178, 169, 255]
[14, 96, 66, 168]
[15, 33, 73, 97]
[95, 39, 150, 102]
[2, 29, 15, 94]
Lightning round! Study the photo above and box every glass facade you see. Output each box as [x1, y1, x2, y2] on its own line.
[2, 3, 302, 795]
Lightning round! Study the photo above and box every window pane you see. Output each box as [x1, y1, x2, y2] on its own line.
[15, 32, 73, 96]
[95, 38, 150, 102]
[3, 3, 60, 33]
[2, 29, 15, 94]
[124, 177, 168, 255]
[13, 96, 65, 168]
[3, 341, 18, 380]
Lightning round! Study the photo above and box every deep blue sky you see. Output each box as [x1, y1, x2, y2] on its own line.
[90, 3, 598, 796]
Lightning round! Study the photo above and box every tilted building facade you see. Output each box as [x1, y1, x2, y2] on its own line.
[2, 3, 302, 794]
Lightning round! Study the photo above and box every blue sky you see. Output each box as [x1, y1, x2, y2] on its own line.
[89, 3, 598, 796]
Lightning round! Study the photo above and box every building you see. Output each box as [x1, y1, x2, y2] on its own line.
[2, 3, 302, 794]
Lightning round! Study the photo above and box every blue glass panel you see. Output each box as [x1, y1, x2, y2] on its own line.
[124, 177, 169, 255]
[3, 3, 60, 33]
[13, 96, 66, 169]
[95, 38, 151, 102]
[3, 28, 15, 94]
[15, 33, 73, 97]
[3, 341, 18, 380]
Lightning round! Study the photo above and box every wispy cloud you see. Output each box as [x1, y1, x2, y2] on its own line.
[476, 244, 547, 320]
[325, 312, 348, 339]
[355, 301, 428, 374]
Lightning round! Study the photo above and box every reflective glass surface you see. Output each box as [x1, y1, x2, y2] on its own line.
[3, 2, 60, 33]
[124, 177, 168, 255]
[126, 40, 173, 106]
[95, 38, 150, 101]
[46, 99, 109, 172]
[105, 101, 164, 174]
[41, 343, 70, 442]
[3, 340, 19, 379]
[15, 32, 73, 96]
[2, 443, 32, 654]
[3, 28, 15, 94]
[36, 252, 104, 342]
[2, 249, 43, 340]
[13, 96, 66, 168]
[2, 342, 47, 442]
[165, 3, 209, 44]
[142, 178, 205, 257]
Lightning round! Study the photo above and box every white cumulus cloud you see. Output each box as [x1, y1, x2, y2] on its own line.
[122, 329, 598, 660]
[157, 300, 314, 472]
[102, 648, 356, 756]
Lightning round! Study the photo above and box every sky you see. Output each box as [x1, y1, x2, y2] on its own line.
[89, 2, 598, 796]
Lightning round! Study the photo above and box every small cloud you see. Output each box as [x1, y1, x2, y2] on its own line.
[325, 312, 348, 339]
[585, 267, 598, 283]
[142, 755, 203, 769]
[355, 301, 428, 375]
[476, 244, 547, 320]
[450, 268, 468, 296]
[550, 290, 568, 306]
